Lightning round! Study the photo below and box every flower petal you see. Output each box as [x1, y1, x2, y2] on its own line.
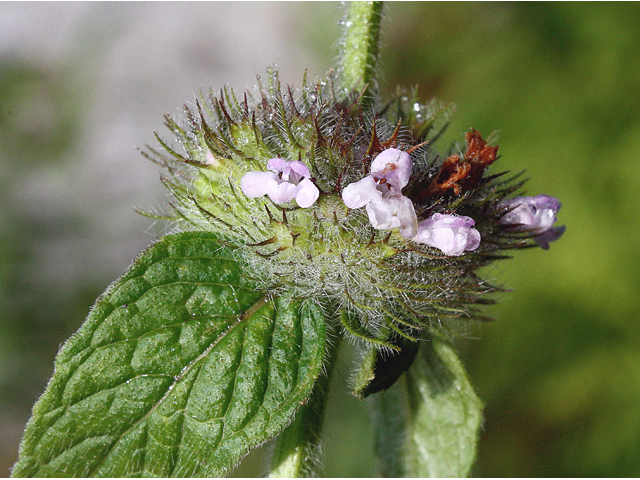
[397, 196, 418, 238]
[532, 194, 561, 212]
[342, 175, 380, 209]
[370, 148, 412, 189]
[266, 157, 288, 173]
[500, 201, 536, 228]
[366, 195, 418, 235]
[240, 171, 279, 198]
[535, 225, 566, 250]
[295, 178, 320, 208]
[287, 160, 311, 180]
[268, 181, 298, 204]
[465, 227, 482, 251]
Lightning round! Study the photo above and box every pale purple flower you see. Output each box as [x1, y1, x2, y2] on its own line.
[342, 148, 418, 238]
[499, 195, 565, 249]
[241, 158, 319, 208]
[413, 213, 481, 256]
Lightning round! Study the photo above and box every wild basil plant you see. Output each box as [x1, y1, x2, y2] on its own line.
[12, 3, 564, 477]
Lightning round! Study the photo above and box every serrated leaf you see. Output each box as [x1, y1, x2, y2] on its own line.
[12, 232, 326, 477]
[372, 335, 482, 477]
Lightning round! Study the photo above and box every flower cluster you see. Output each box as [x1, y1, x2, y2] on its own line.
[340, 148, 480, 255]
[240, 147, 564, 257]
[147, 70, 566, 350]
[240, 148, 481, 256]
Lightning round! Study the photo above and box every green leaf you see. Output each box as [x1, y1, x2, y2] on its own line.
[371, 334, 483, 477]
[12, 232, 326, 477]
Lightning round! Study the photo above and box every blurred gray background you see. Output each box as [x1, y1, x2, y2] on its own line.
[2, 2, 640, 477]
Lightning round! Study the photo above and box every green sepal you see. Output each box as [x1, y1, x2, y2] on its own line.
[12, 232, 326, 477]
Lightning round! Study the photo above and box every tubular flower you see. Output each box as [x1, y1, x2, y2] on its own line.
[499, 194, 565, 249]
[241, 158, 319, 208]
[342, 148, 418, 238]
[413, 213, 481, 256]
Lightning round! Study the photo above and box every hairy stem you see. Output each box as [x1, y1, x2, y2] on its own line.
[339, 1, 384, 103]
[267, 335, 341, 477]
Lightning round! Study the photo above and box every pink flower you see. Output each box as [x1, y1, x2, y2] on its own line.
[499, 195, 565, 249]
[240, 158, 319, 208]
[413, 213, 481, 256]
[342, 148, 417, 238]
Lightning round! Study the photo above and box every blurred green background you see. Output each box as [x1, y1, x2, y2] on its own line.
[2, 2, 640, 477]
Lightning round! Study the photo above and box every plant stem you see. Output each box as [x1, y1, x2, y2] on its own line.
[339, 1, 384, 103]
[267, 336, 341, 477]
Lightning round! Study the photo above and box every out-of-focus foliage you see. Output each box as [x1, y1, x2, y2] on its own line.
[378, 2, 640, 477]
[2, 2, 640, 477]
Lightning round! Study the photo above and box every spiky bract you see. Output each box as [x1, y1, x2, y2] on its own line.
[144, 69, 531, 349]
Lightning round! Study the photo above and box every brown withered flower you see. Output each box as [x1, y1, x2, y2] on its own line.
[421, 128, 498, 198]
[464, 128, 499, 187]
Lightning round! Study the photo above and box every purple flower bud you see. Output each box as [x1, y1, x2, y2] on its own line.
[499, 195, 565, 249]
[241, 158, 319, 208]
[413, 213, 481, 256]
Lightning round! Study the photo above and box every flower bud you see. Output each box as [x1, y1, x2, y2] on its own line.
[499, 195, 565, 249]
